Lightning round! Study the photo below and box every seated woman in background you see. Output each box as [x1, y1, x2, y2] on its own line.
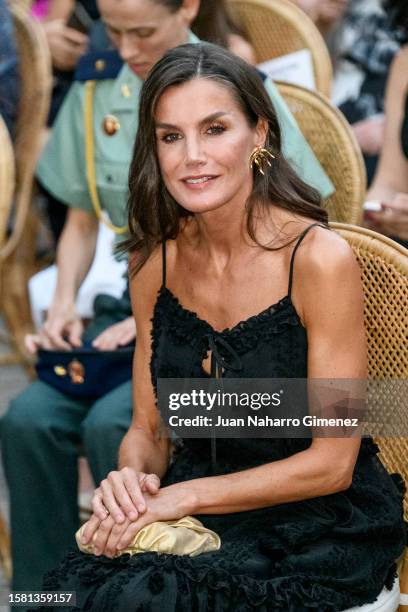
[294, 0, 349, 37]
[365, 0, 408, 246]
[192, 0, 255, 63]
[38, 43, 404, 611]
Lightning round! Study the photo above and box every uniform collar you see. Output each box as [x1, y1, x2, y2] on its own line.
[110, 30, 200, 113]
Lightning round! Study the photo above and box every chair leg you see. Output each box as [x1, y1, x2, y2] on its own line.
[0, 512, 11, 582]
[1, 248, 36, 367]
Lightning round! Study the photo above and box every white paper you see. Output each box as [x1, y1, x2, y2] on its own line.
[257, 49, 316, 90]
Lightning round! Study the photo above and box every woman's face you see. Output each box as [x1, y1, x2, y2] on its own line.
[98, 0, 198, 79]
[155, 78, 267, 216]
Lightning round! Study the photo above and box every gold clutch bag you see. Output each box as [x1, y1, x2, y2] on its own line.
[76, 516, 221, 558]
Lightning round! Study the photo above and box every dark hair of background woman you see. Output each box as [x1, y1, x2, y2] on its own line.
[122, 43, 327, 272]
[191, 0, 246, 48]
[152, 0, 245, 46]
[384, 0, 408, 39]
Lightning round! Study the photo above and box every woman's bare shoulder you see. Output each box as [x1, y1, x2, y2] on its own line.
[290, 225, 364, 330]
[129, 240, 180, 305]
[129, 245, 165, 314]
[295, 224, 359, 278]
[289, 225, 363, 313]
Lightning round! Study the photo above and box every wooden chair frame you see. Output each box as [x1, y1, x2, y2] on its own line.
[331, 223, 408, 612]
[227, 0, 333, 96]
[0, 1, 52, 366]
[279, 82, 366, 224]
[0, 115, 15, 580]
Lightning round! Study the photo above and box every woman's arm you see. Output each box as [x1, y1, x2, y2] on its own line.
[89, 247, 172, 525]
[118, 249, 172, 477]
[368, 46, 408, 201]
[365, 47, 408, 240]
[25, 208, 98, 352]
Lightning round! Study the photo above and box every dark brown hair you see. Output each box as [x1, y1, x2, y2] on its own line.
[192, 0, 245, 48]
[383, 0, 408, 38]
[122, 43, 327, 272]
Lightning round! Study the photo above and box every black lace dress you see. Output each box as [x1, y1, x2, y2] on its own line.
[39, 225, 405, 611]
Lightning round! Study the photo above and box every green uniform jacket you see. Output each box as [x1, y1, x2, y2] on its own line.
[37, 33, 334, 230]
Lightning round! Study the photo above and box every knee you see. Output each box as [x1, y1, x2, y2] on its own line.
[82, 408, 127, 445]
[2, 395, 37, 440]
[2, 383, 58, 443]
[82, 394, 131, 449]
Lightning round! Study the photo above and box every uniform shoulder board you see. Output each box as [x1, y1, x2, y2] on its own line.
[74, 49, 124, 82]
[256, 69, 268, 83]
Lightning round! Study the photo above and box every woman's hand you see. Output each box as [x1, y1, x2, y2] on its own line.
[115, 486, 193, 551]
[43, 19, 88, 71]
[25, 306, 84, 353]
[91, 467, 161, 525]
[81, 484, 195, 558]
[364, 193, 408, 241]
[92, 317, 136, 350]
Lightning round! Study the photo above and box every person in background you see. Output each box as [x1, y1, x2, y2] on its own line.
[293, 0, 349, 37]
[32, 0, 108, 243]
[0, 0, 20, 138]
[294, 0, 404, 185]
[330, 0, 405, 185]
[34, 0, 92, 123]
[192, 0, 256, 64]
[365, 0, 408, 246]
[1, 0, 333, 596]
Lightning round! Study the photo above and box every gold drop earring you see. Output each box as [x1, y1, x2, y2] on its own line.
[249, 146, 275, 175]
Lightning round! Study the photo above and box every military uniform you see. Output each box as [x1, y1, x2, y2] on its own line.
[1, 33, 334, 593]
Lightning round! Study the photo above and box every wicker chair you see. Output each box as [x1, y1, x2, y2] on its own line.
[0, 0, 52, 366]
[226, 0, 332, 96]
[0, 119, 14, 579]
[331, 223, 408, 610]
[278, 82, 366, 225]
[0, 116, 15, 581]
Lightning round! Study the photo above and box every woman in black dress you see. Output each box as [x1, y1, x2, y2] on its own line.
[40, 43, 405, 611]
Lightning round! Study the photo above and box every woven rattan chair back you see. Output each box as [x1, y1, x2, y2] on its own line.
[278, 82, 366, 224]
[331, 223, 408, 520]
[0, 120, 14, 581]
[0, 1, 51, 366]
[0, 0, 51, 262]
[226, 0, 332, 96]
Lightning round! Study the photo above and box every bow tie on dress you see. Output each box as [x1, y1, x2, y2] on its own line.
[206, 334, 243, 473]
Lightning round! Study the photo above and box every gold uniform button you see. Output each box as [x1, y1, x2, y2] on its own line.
[54, 365, 67, 376]
[102, 114, 120, 136]
[121, 84, 131, 98]
[95, 59, 106, 72]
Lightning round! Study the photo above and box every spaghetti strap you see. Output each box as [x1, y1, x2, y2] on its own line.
[288, 223, 326, 298]
[161, 241, 167, 288]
